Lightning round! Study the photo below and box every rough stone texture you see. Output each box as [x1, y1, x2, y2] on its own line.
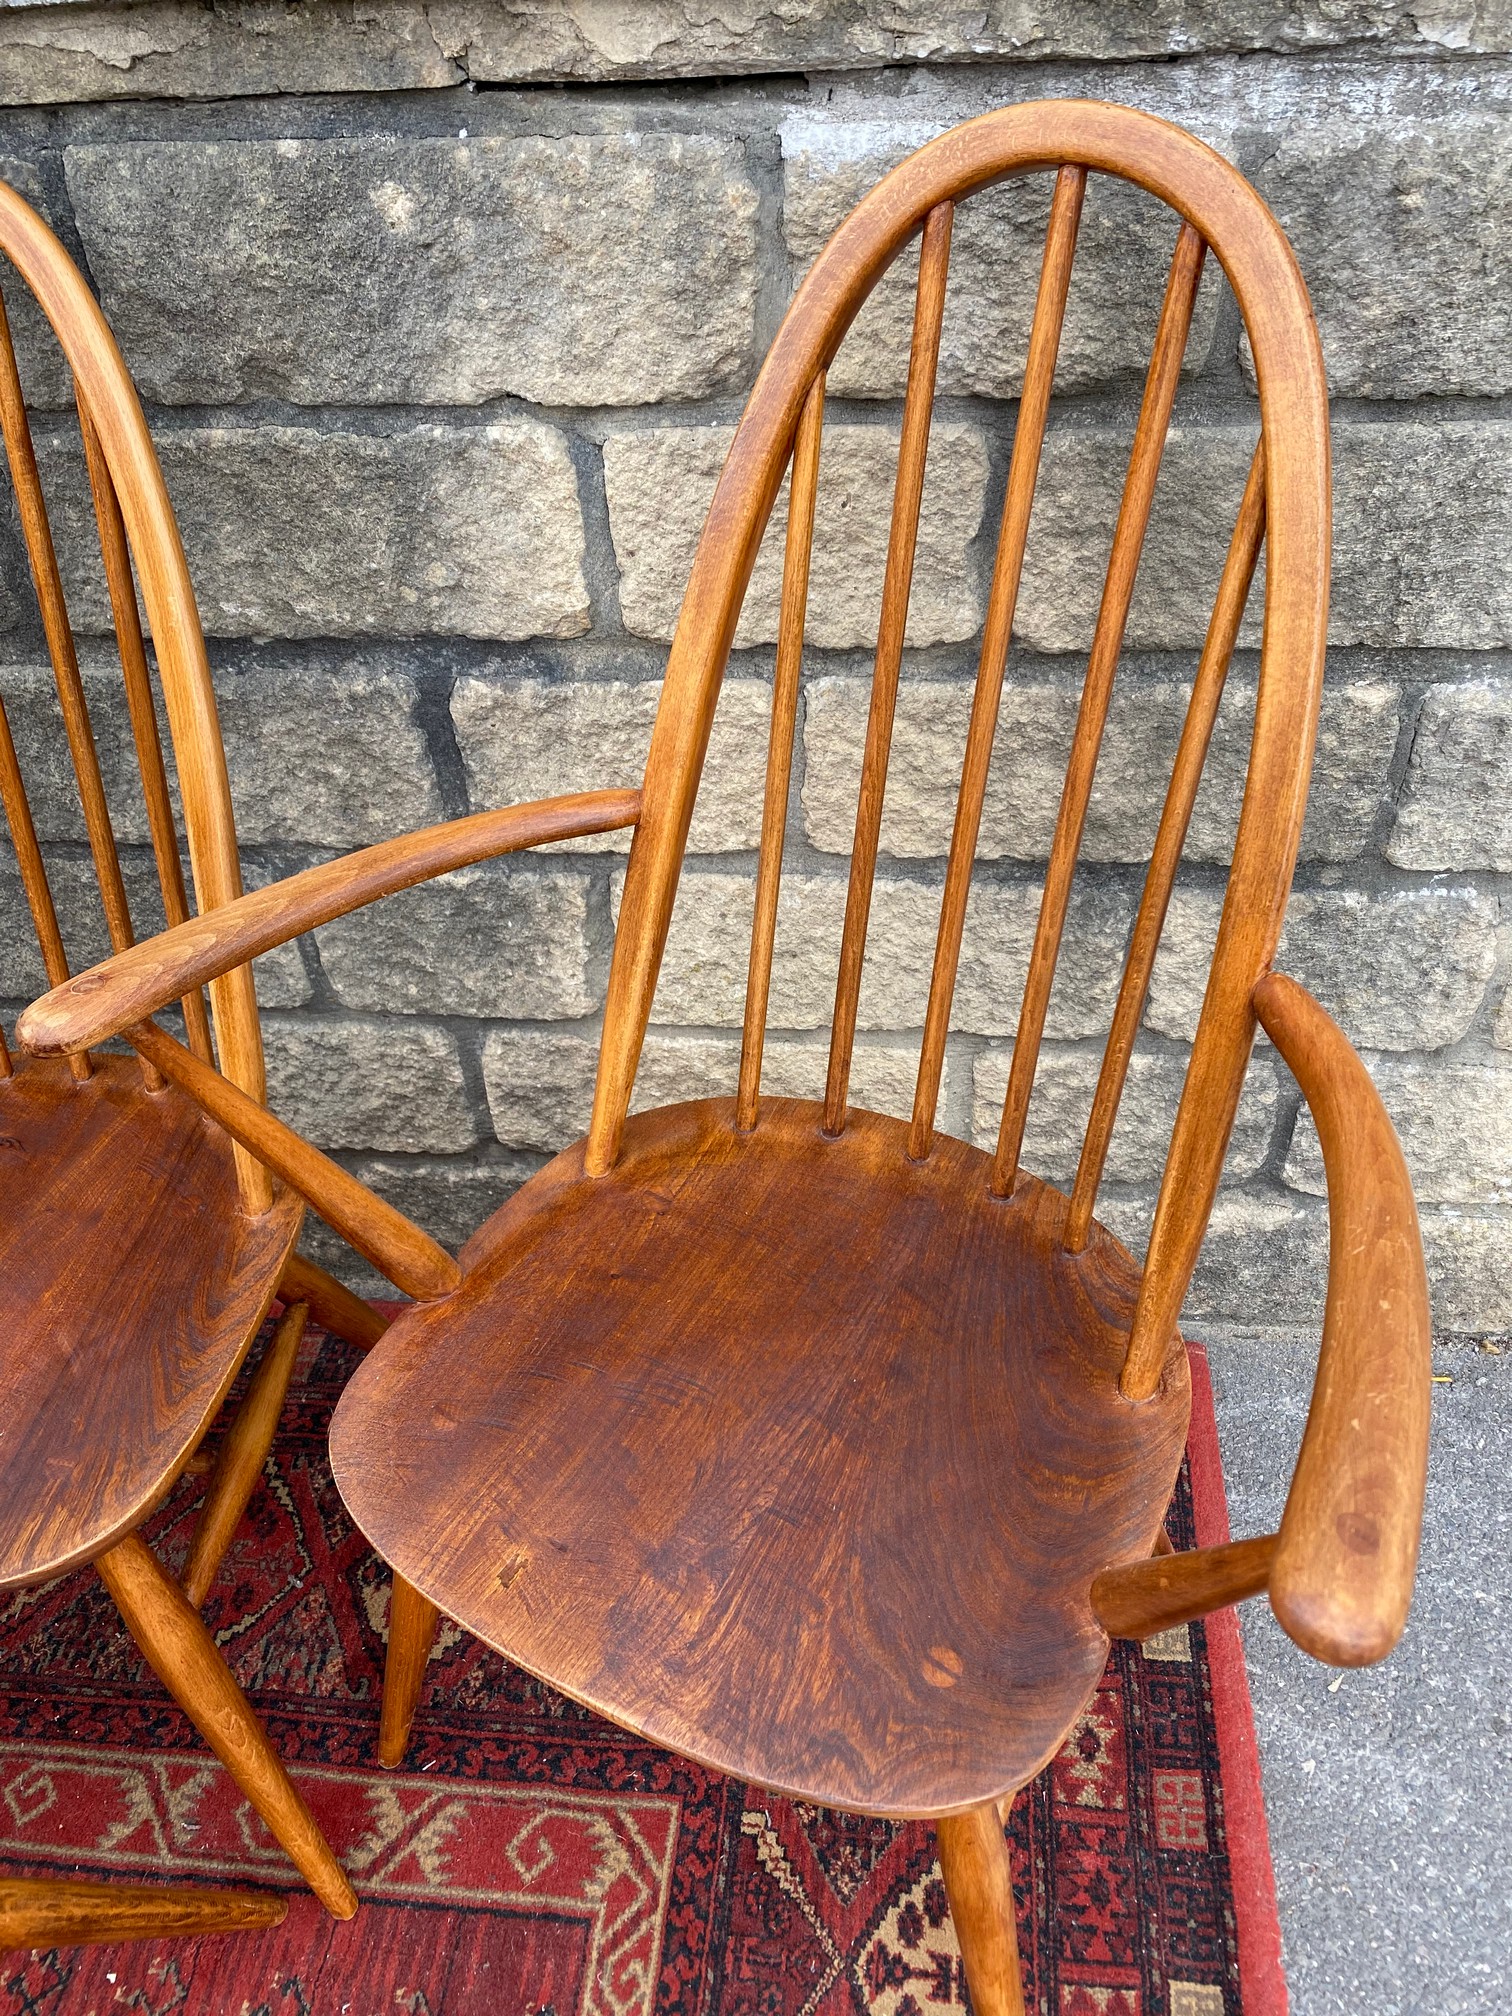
[1416, 1206, 1512, 1331]
[3, 0, 1504, 108]
[603, 422, 988, 648]
[632, 868, 1132, 1036]
[1286, 1053, 1512, 1204]
[216, 664, 444, 848]
[1251, 114, 1512, 398]
[0, 156, 73, 410]
[260, 1012, 478, 1154]
[1017, 419, 1512, 654]
[1388, 680, 1512, 872]
[315, 860, 597, 1019]
[67, 135, 759, 408]
[450, 673, 770, 852]
[0, 661, 166, 848]
[482, 1024, 941, 1151]
[801, 674, 1397, 864]
[783, 120, 1227, 397]
[39, 418, 589, 641]
[0, 1, 461, 106]
[1146, 884, 1499, 1050]
[970, 1043, 1281, 1186]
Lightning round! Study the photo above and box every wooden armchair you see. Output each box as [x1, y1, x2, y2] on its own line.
[19, 103, 1431, 2010]
[0, 181, 371, 1940]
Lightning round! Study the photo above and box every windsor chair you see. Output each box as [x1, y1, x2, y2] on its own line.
[20, 102, 1432, 2009]
[0, 181, 372, 1939]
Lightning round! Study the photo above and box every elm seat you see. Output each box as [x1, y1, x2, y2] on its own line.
[328, 1097, 1189, 1816]
[0, 1055, 301, 1591]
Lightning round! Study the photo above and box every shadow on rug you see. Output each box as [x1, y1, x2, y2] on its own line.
[0, 1325, 1285, 2015]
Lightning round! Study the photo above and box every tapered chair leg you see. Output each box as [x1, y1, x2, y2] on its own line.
[936, 1800, 1025, 2016]
[95, 1532, 358, 1920]
[182, 1301, 307, 1608]
[379, 1573, 441, 1769]
[0, 1877, 286, 1950]
[279, 1252, 390, 1351]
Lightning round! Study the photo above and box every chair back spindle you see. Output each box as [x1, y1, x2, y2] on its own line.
[589, 104, 1329, 1387]
[0, 191, 267, 1197]
[823, 199, 953, 1136]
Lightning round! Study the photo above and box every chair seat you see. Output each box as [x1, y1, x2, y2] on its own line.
[330, 1097, 1190, 1817]
[0, 1054, 302, 1590]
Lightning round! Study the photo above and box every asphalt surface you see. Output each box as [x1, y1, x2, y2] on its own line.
[1206, 1330, 1511, 2016]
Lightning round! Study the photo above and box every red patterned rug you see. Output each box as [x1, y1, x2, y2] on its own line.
[0, 1321, 1285, 2016]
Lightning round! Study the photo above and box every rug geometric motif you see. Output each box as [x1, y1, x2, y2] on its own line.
[0, 1322, 1273, 2015]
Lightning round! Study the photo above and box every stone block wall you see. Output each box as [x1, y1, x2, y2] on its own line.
[0, 0, 1509, 1329]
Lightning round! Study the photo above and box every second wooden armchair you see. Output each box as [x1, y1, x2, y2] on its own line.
[20, 102, 1431, 2013]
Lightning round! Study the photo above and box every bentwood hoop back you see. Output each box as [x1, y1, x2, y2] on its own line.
[21, 105, 1429, 2013]
[0, 181, 367, 1937]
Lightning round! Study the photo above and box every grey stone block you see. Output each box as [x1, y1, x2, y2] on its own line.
[603, 422, 988, 648]
[0, 660, 166, 849]
[1, 846, 181, 1000]
[38, 418, 590, 642]
[450, 673, 770, 852]
[784, 120, 1226, 397]
[801, 673, 1396, 864]
[261, 1012, 478, 1154]
[628, 867, 1130, 1037]
[1185, 1188, 1331, 1329]
[428, 1, 1510, 84]
[0, 156, 73, 410]
[315, 860, 597, 1019]
[217, 664, 443, 849]
[350, 1152, 540, 1253]
[1285, 1053, 1512, 1205]
[1018, 419, 1512, 653]
[482, 1023, 946, 1151]
[0, 0, 460, 107]
[1147, 884, 1499, 1051]
[67, 134, 758, 408]
[971, 1042, 1281, 1186]
[1251, 115, 1512, 398]
[1388, 681, 1512, 872]
[1417, 1206, 1512, 1331]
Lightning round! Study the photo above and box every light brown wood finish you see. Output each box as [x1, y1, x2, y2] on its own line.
[126, 1018, 461, 1300]
[1253, 971, 1431, 1664]
[910, 164, 1085, 1157]
[334, 1098, 1189, 1814]
[738, 372, 825, 1130]
[935, 1805, 1025, 2016]
[0, 1878, 286, 1951]
[825, 201, 953, 1134]
[21, 789, 642, 1059]
[78, 395, 214, 1065]
[0, 1054, 300, 1591]
[0, 288, 136, 964]
[1091, 1533, 1278, 1641]
[0, 691, 90, 1081]
[280, 1249, 391, 1351]
[96, 1532, 357, 1918]
[993, 222, 1206, 1198]
[379, 1574, 441, 1769]
[1065, 443, 1267, 1251]
[182, 1300, 308, 1607]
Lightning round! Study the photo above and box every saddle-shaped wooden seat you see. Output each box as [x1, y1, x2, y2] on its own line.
[330, 1097, 1189, 1815]
[0, 1055, 299, 1590]
[21, 101, 1432, 2010]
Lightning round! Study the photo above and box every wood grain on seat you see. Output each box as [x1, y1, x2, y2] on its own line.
[330, 1098, 1189, 1817]
[0, 1054, 300, 1591]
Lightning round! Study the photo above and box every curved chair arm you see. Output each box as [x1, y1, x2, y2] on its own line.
[18, 788, 640, 1057]
[1252, 968, 1431, 1665]
[1093, 970, 1430, 1667]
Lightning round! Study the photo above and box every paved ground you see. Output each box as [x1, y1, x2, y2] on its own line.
[1205, 1329, 1511, 2016]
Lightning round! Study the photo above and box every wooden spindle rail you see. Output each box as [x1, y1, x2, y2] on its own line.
[824, 200, 953, 1135]
[738, 372, 826, 1131]
[79, 396, 214, 1064]
[0, 690, 90, 1079]
[1065, 442, 1266, 1250]
[909, 166, 1086, 1159]
[992, 223, 1207, 1197]
[0, 289, 135, 962]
